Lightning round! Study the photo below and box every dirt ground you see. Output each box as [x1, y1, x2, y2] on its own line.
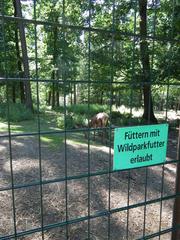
[0, 127, 179, 240]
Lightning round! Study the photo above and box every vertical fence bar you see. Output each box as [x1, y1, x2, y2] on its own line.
[107, 1, 115, 239]
[87, 0, 91, 238]
[1, 1, 17, 238]
[159, 1, 176, 238]
[143, 1, 158, 237]
[127, 0, 138, 238]
[126, 170, 130, 240]
[61, 1, 69, 239]
[129, 0, 137, 119]
[172, 123, 180, 240]
[33, 1, 44, 239]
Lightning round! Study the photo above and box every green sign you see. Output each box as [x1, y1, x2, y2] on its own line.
[113, 124, 168, 170]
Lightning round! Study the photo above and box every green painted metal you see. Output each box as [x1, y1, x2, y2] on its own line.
[0, 0, 179, 239]
[113, 124, 168, 170]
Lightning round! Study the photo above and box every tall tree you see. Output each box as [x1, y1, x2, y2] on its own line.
[13, 0, 33, 111]
[139, 0, 157, 123]
[14, 19, 25, 104]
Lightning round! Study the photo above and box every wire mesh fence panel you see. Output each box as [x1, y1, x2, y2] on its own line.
[0, 0, 179, 239]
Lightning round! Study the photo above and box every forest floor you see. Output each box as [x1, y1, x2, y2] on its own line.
[0, 109, 179, 240]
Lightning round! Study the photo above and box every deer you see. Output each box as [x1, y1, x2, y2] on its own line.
[85, 112, 109, 143]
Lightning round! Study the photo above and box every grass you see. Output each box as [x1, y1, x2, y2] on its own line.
[0, 110, 58, 133]
[41, 135, 64, 149]
[0, 103, 34, 122]
[56, 104, 110, 129]
[1, 103, 178, 150]
[0, 122, 8, 132]
[0, 109, 88, 149]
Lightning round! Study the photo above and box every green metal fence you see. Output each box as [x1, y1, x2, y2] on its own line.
[0, 0, 180, 239]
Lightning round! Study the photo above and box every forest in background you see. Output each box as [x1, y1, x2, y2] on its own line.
[0, 0, 179, 129]
[0, 2, 180, 239]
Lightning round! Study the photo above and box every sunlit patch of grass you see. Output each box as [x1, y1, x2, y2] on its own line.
[0, 119, 38, 133]
[67, 132, 104, 146]
[0, 111, 61, 134]
[68, 137, 88, 145]
[41, 135, 64, 149]
[0, 122, 8, 132]
[10, 120, 38, 133]
[69, 137, 103, 146]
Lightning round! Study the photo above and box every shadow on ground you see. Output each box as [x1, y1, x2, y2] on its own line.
[0, 128, 178, 240]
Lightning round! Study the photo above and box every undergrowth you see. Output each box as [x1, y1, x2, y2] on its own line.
[0, 103, 34, 122]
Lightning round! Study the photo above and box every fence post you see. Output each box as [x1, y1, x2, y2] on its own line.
[172, 122, 180, 240]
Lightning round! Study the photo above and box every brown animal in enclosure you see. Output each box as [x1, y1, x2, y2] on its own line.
[85, 112, 109, 142]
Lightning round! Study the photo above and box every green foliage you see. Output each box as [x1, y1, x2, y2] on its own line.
[57, 113, 87, 129]
[0, 0, 179, 122]
[57, 114, 73, 129]
[67, 104, 109, 117]
[111, 111, 123, 120]
[56, 104, 109, 129]
[0, 103, 34, 122]
[56, 105, 154, 129]
[111, 110, 144, 126]
[73, 114, 87, 127]
[52, 106, 64, 113]
[111, 111, 132, 126]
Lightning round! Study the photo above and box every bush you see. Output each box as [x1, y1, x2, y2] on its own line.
[111, 111, 123, 119]
[73, 114, 88, 127]
[57, 114, 74, 129]
[111, 111, 142, 126]
[56, 103, 109, 129]
[67, 104, 109, 117]
[57, 113, 88, 129]
[0, 103, 34, 122]
[55, 104, 110, 128]
[52, 106, 64, 113]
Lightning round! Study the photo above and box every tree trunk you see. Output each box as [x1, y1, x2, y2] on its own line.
[48, 91, 51, 106]
[100, 91, 104, 105]
[20, 81, 25, 103]
[14, 20, 25, 104]
[13, 0, 33, 111]
[71, 85, 73, 105]
[176, 100, 180, 112]
[118, 91, 121, 106]
[52, 82, 55, 108]
[12, 84, 16, 103]
[56, 91, 60, 107]
[139, 0, 157, 123]
[51, 25, 58, 109]
[74, 83, 76, 104]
